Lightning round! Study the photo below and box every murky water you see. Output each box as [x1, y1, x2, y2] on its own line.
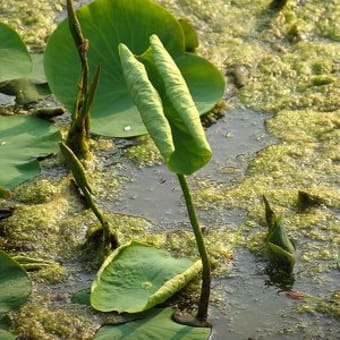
[1, 0, 339, 338]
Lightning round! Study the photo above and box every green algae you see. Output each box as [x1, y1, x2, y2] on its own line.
[266, 110, 340, 143]
[296, 291, 340, 319]
[0, 0, 65, 49]
[124, 135, 162, 168]
[12, 300, 95, 339]
[0, 0, 338, 337]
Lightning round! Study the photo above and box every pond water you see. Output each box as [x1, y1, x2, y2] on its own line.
[0, 0, 339, 339]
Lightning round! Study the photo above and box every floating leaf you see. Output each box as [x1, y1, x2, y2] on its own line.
[91, 241, 201, 313]
[0, 251, 31, 315]
[0, 115, 61, 189]
[0, 22, 31, 83]
[0, 23, 49, 104]
[44, 0, 224, 137]
[0, 329, 16, 340]
[94, 308, 211, 340]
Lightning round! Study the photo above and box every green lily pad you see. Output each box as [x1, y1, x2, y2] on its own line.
[0, 250, 31, 315]
[0, 329, 16, 340]
[44, 0, 224, 137]
[0, 115, 61, 190]
[91, 241, 202, 313]
[0, 22, 31, 83]
[0, 54, 50, 104]
[94, 308, 211, 339]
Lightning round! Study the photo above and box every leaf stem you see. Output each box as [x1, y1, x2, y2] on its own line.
[66, 0, 94, 159]
[177, 174, 211, 322]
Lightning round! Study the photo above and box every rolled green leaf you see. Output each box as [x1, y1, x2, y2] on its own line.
[119, 43, 175, 164]
[263, 196, 295, 271]
[150, 35, 211, 174]
[59, 142, 94, 194]
[119, 37, 212, 174]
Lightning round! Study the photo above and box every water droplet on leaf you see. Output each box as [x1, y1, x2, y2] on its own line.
[123, 125, 131, 131]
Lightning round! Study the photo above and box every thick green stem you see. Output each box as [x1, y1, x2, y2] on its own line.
[66, 0, 90, 158]
[82, 186, 119, 252]
[177, 174, 211, 322]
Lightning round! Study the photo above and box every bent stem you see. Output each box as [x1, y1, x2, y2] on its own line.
[177, 174, 211, 324]
[66, 0, 100, 159]
[59, 142, 119, 259]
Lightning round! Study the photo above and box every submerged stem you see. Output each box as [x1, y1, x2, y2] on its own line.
[177, 174, 211, 322]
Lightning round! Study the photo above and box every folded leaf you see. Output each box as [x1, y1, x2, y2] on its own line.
[119, 39, 212, 174]
[263, 196, 295, 271]
[119, 44, 174, 164]
[149, 35, 212, 174]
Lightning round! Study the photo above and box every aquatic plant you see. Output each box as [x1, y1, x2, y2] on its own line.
[0, 22, 49, 104]
[119, 34, 214, 326]
[0, 115, 61, 197]
[263, 196, 296, 273]
[0, 250, 31, 339]
[59, 142, 118, 258]
[91, 241, 202, 313]
[94, 307, 211, 339]
[44, 0, 224, 137]
[63, 0, 101, 159]
[0, 22, 31, 83]
[0, 22, 60, 196]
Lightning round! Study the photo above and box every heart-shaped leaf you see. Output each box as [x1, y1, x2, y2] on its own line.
[0, 22, 31, 83]
[0, 115, 61, 190]
[94, 308, 211, 339]
[91, 241, 202, 313]
[44, 0, 224, 137]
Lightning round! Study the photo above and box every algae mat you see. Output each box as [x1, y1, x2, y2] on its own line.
[0, 0, 339, 339]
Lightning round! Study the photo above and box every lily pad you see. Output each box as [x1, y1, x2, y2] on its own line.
[0, 54, 50, 104]
[0, 250, 31, 315]
[0, 22, 31, 83]
[94, 308, 211, 339]
[0, 115, 61, 190]
[91, 241, 202, 313]
[44, 0, 224, 137]
[0, 329, 16, 340]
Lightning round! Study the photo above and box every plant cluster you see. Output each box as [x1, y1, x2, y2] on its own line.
[0, 0, 226, 337]
[0, 0, 304, 338]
